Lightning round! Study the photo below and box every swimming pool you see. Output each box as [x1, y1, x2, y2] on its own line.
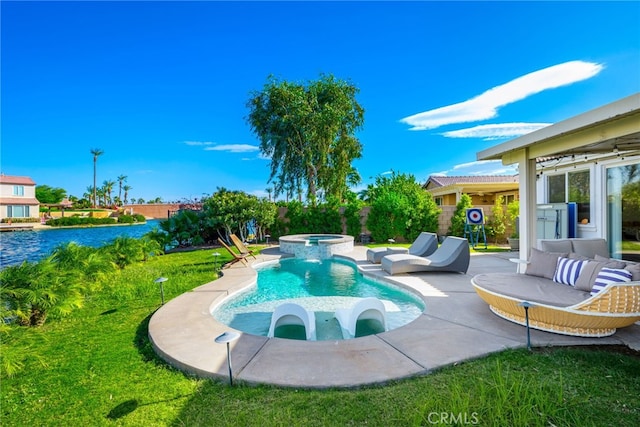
[212, 258, 425, 340]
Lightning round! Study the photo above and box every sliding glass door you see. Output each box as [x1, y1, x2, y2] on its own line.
[607, 162, 640, 261]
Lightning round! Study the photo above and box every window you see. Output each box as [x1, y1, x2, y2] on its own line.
[7, 205, 30, 218]
[607, 162, 640, 261]
[434, 197, 443, 206]
[547, 170, 591, 223]
[504, 194, 516, 205]
[13, 185, 24, 196]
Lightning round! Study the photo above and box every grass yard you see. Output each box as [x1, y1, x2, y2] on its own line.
[2, 248, 639, 426]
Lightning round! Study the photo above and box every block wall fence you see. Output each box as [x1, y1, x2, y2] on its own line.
[126, 203, 512, 243]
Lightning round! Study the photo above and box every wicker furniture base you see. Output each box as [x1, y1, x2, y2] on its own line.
[472, 278, 640, 338]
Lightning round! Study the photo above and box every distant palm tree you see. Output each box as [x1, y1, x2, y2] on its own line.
[102, 180, 115, 206]
[122, 185, 132, 205]
[84, 186, 94, 206]
[90, 148, 104, 208]
[117, 175, 127, 204]
[96, 188, 106, 207]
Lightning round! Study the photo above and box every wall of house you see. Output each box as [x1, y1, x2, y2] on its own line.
[0, 182, 40, 220]
[535, 154, 640, 242]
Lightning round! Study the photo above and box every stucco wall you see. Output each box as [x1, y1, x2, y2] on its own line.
[124, 204, 182, 219]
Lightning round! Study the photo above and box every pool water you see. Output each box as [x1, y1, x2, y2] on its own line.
[212, 258, 425, 340]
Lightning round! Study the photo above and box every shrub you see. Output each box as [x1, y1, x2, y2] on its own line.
[1, 218, 40, 224]
[448, 194, 473, 237]
[344, 194, 364, 238]
[507, 200, 520, 238]
[367, 191, 409, 242]
[46, 217, 116, 227]
[487, 196, 507, 244]
[118, 215, 135, 224]
[365, 172, 440, 242]
[160, 210, 205, 248]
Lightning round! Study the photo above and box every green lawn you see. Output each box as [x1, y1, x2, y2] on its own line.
[2, 248, 639, 426]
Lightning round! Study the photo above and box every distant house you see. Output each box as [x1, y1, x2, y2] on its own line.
[424, 175, 519, 206]
[424, 175, 519, 236]
[0, 175, 40, 221]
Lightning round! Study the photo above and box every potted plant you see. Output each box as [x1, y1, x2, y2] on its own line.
[506, 200, 520, 250]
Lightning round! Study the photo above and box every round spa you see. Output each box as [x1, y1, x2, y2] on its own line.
[279, 234, 354, 259]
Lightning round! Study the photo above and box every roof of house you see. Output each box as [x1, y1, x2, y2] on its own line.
[0, 175, 36, 185]
[0, 197, 40, 205]
[425, 175, 519, 189]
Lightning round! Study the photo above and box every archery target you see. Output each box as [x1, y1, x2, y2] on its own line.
[466, 208, 484, 224]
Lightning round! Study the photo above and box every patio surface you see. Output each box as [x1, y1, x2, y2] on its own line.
[148, 245, 640, 388]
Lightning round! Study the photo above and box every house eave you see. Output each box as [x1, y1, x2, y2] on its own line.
[477, 93, 640, 163]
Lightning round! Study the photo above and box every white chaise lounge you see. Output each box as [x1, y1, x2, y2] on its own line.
[335, 297, 387, 339]
[268, 302, 316, 340]
[366, 232, 438, 264]
[381, 236, 470, 275]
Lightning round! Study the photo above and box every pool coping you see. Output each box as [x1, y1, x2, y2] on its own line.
[147, 246, 640, 388]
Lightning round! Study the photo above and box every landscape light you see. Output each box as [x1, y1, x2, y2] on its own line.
[519, 301, 534, 351]
[212, 252, 221, 271]
[154, 277, 168, 305]
[215, 331, 240, 386]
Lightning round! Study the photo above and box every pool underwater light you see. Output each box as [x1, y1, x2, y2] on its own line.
[215, 331, 240, 385]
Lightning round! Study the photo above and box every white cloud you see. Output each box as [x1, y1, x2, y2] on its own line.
[431, 160, 518, 177]
[452, 160, 496, 170]
[183, 141, 213, 146]
[204, 144, 260, 153]
[400, 60, 604, 130]
[441, 122, 551, 140]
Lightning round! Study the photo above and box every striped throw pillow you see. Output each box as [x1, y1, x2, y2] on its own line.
[591, 268, 632, 296]
[553, 257, 588, 286]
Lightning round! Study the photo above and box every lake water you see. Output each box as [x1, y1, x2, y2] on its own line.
[0, 220, 162, 268]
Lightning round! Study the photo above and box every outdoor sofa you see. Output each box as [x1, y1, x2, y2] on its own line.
[471, 238, 640, 337]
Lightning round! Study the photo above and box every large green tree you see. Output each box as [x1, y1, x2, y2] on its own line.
[246, 74, 365, 205]
[35, 185, 67, 204]
[365, 172, 441, 242]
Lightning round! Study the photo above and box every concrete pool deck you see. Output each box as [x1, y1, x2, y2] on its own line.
[148, 246, 640, 388]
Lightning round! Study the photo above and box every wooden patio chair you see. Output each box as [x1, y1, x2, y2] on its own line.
[217, 238, 250, 268]
[230, 234, 258, 259]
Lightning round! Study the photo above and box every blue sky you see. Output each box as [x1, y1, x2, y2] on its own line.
[2, 1, 639, 202]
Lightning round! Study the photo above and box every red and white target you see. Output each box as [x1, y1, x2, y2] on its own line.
[466, 208, 484, 225]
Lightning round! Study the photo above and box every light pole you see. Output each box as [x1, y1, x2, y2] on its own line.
[154, 277, 168, 305]
[215, 331, 240, 385]
[265, 234, 271, 245]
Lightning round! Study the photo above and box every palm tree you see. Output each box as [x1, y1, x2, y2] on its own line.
[122, 185, 132, 205]
[102, 180, 115, 206]
[84, 186, 94, 206]
[90, 148, 104, 208]
[117, 175, 127, 204]
[96, 188, 106, 208]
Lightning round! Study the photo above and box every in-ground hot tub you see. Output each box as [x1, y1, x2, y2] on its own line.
[279, 234, 354, 259]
